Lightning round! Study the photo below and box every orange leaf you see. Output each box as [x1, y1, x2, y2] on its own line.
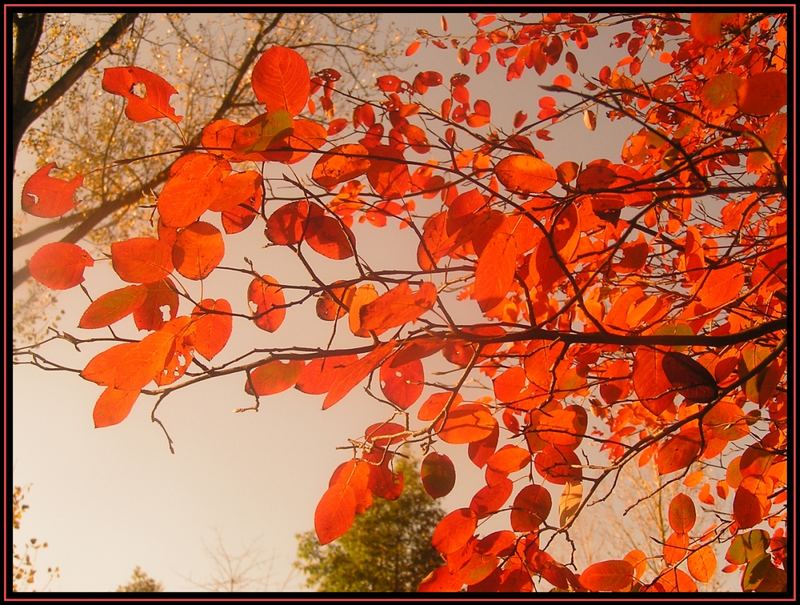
[29, 242, 94, 290]
[191, 299, 232, 361]
[432, 508, 477, 554]
[157, 153, 230, 228]
[81, 330, 173, 391]
[668, 493, 696, 533]
[380, 355, 424, 409]
[495, 154, 557, 194]
[439, 404, 497, 444]
[470, 478, 513, 518]
[312, 144, 371, 190]
[21, 163, 82, 218]
[252, 46, 310, 116]
[701, 73, 742, 111]
[687, 545, 717, 583]
[632, 347, 674, 416]
[172, 221, 224, 280]
[474, 224, 517, 313]
[266, 200, 322, 245]
[295, 354, 358, 395]
[656, 428, 702, 475]
[314, 483, 357, 545]
[510, 484, 551, 531]
[133, 279, 178, 331]
[323, 341, 395, 409]
[405, 39, 421, 56]
[663, 530, 689, 565]
[468, 424, 499, 468]
[245, 359, 304, 396]
[79, 285, 148, 329]
[690, 14, 728, 45]
[537, 404, 588, 449]
[247, 275, 286, 332]
[694, 262, 745, 309]
[209, 170, 262, 213]
[737, 71, 787, 116]
[102, 66, 182, 123]
[359, 281, 437, 333]
[421, 453, 456, 499]
[624, 549, 648, 580]
[92, 387, 140, 428]
[579, 560, 634, 592]
[486, 445, 530, 477]
[655, 567, 697, 592]
[111, 237, 173, 283]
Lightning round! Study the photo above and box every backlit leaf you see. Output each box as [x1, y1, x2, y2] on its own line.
[495, 154, 557, 194]
[687, 545, 716, 583]
[661, 352, 718, 403]
[245, 359, 304, 396]
[656, 428, 702, 475]
[323, 341, 396, 409]
[474, 225, 517, 313]
[157, 153, 230, 228]
[79, 285, 147, 329]
[102, 66, 182, 123]
[737, 72, 787, 116]
[252, 46, 310, 116]
[92, 387, 140, 428]
[295, 354, 358, 395]
[172, 221, 224, 280]
[133, 279, 178, 331]
[380, 355, 424, 409]
[440, 404, 497, 444]
[312, 144, 371, 189]
[535, 445, 582, 484]
[470, 478, 513, 518]
[191, 299, 232, 361]
[247, 275, 286, 332]
[579, 560, 634, 591]
[111, 238, 173, 283]
[733, 486, 763, 529]
[359, 281, 437, 332]
[668, 493, 696, 533]
[510, 484, 551, 531]
[29, 242, 94, 290]
[432, 508, 477, 554]
[21, 163, 82, 218]
[314, 483, 356, 545]
[559, 480, 582, 527]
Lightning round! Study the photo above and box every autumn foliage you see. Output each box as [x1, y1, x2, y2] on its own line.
[18, 12, 787, 593]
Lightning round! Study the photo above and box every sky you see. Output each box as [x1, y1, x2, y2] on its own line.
[9, 11, 727, 594]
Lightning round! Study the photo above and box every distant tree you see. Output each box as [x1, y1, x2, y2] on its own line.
[116, 566, 163, 592]
[295, 456, 445, 592]
[12, 485, 60, 592]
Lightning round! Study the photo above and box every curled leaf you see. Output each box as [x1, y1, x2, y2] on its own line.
[102, 66, 182, 123]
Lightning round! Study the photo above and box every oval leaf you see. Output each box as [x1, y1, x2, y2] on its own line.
[510, 484, 551, 531]
[245, 359, 304, 396]
[495, 154, 557, 194]
[579, 560, 634, 592]
[172, 221, 225, 280]
[432, 508, 477, 554]
[314, 483, 356, 545]
[668, 493, 696, 533]
[111, 238, 173, 283]
[92, 387, 140, 428]
[421, 452, 456, 499]
[79, 285, 148, 329]
[439, 404, 497, 444]
[252, 46, 310, 116]
[247, 275, 286, 332]
[191, 298, 233, 361]
[29, 242, 94, 290]
[21, 163, 82, 218]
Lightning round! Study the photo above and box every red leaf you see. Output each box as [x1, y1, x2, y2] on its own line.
[306, 215, 355, 260]
[191, 299, 232, 361]
[295, 354, 358, 395]
[209, 170, 262, 213]
[656, 428, 702, 475]
[157, 153, 230, 228]
[474, 224, 517, 313]
[380, 355, 424, 409]
[468, 424, 499, 468]
[172, 221, 224, 280]
[79, 285, 148, 329]
[92, 387, 140, 428]
[245, 359, 304, 396]
[432, 508, 477, 554]
[495, 154, 557, 194]
[266, 200, 322, 245]
[690, 14, 727, 44]
[405, 40, 421, 56]
[252, 46, 310, 116]
[133, 279, 178, 331]
[29, 242, 94, 290]
[661, 352, 718, 403]
[323, 341, 396, 409]
[580, 560, 634, 591]
[668, 493, 696, 533]
[247, 275, 286, 332]
[312, 144, 371, 190]
[102, 66, 182, 123]
[111, 237, 173, 284]
[486, 445, 530, 477]
[440, 404, 497, 444]
[421, 453, 456, 498]
[81, 330, 173, 391]
[359, 281, 437, 332]
[21, 163, 82, 218]
[314, 483, 357, 545]
[733, 486, 763, 529]
[510, 484, 551, 531]
[534, 446, 582, 484]
[470, 478, 513, 518]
